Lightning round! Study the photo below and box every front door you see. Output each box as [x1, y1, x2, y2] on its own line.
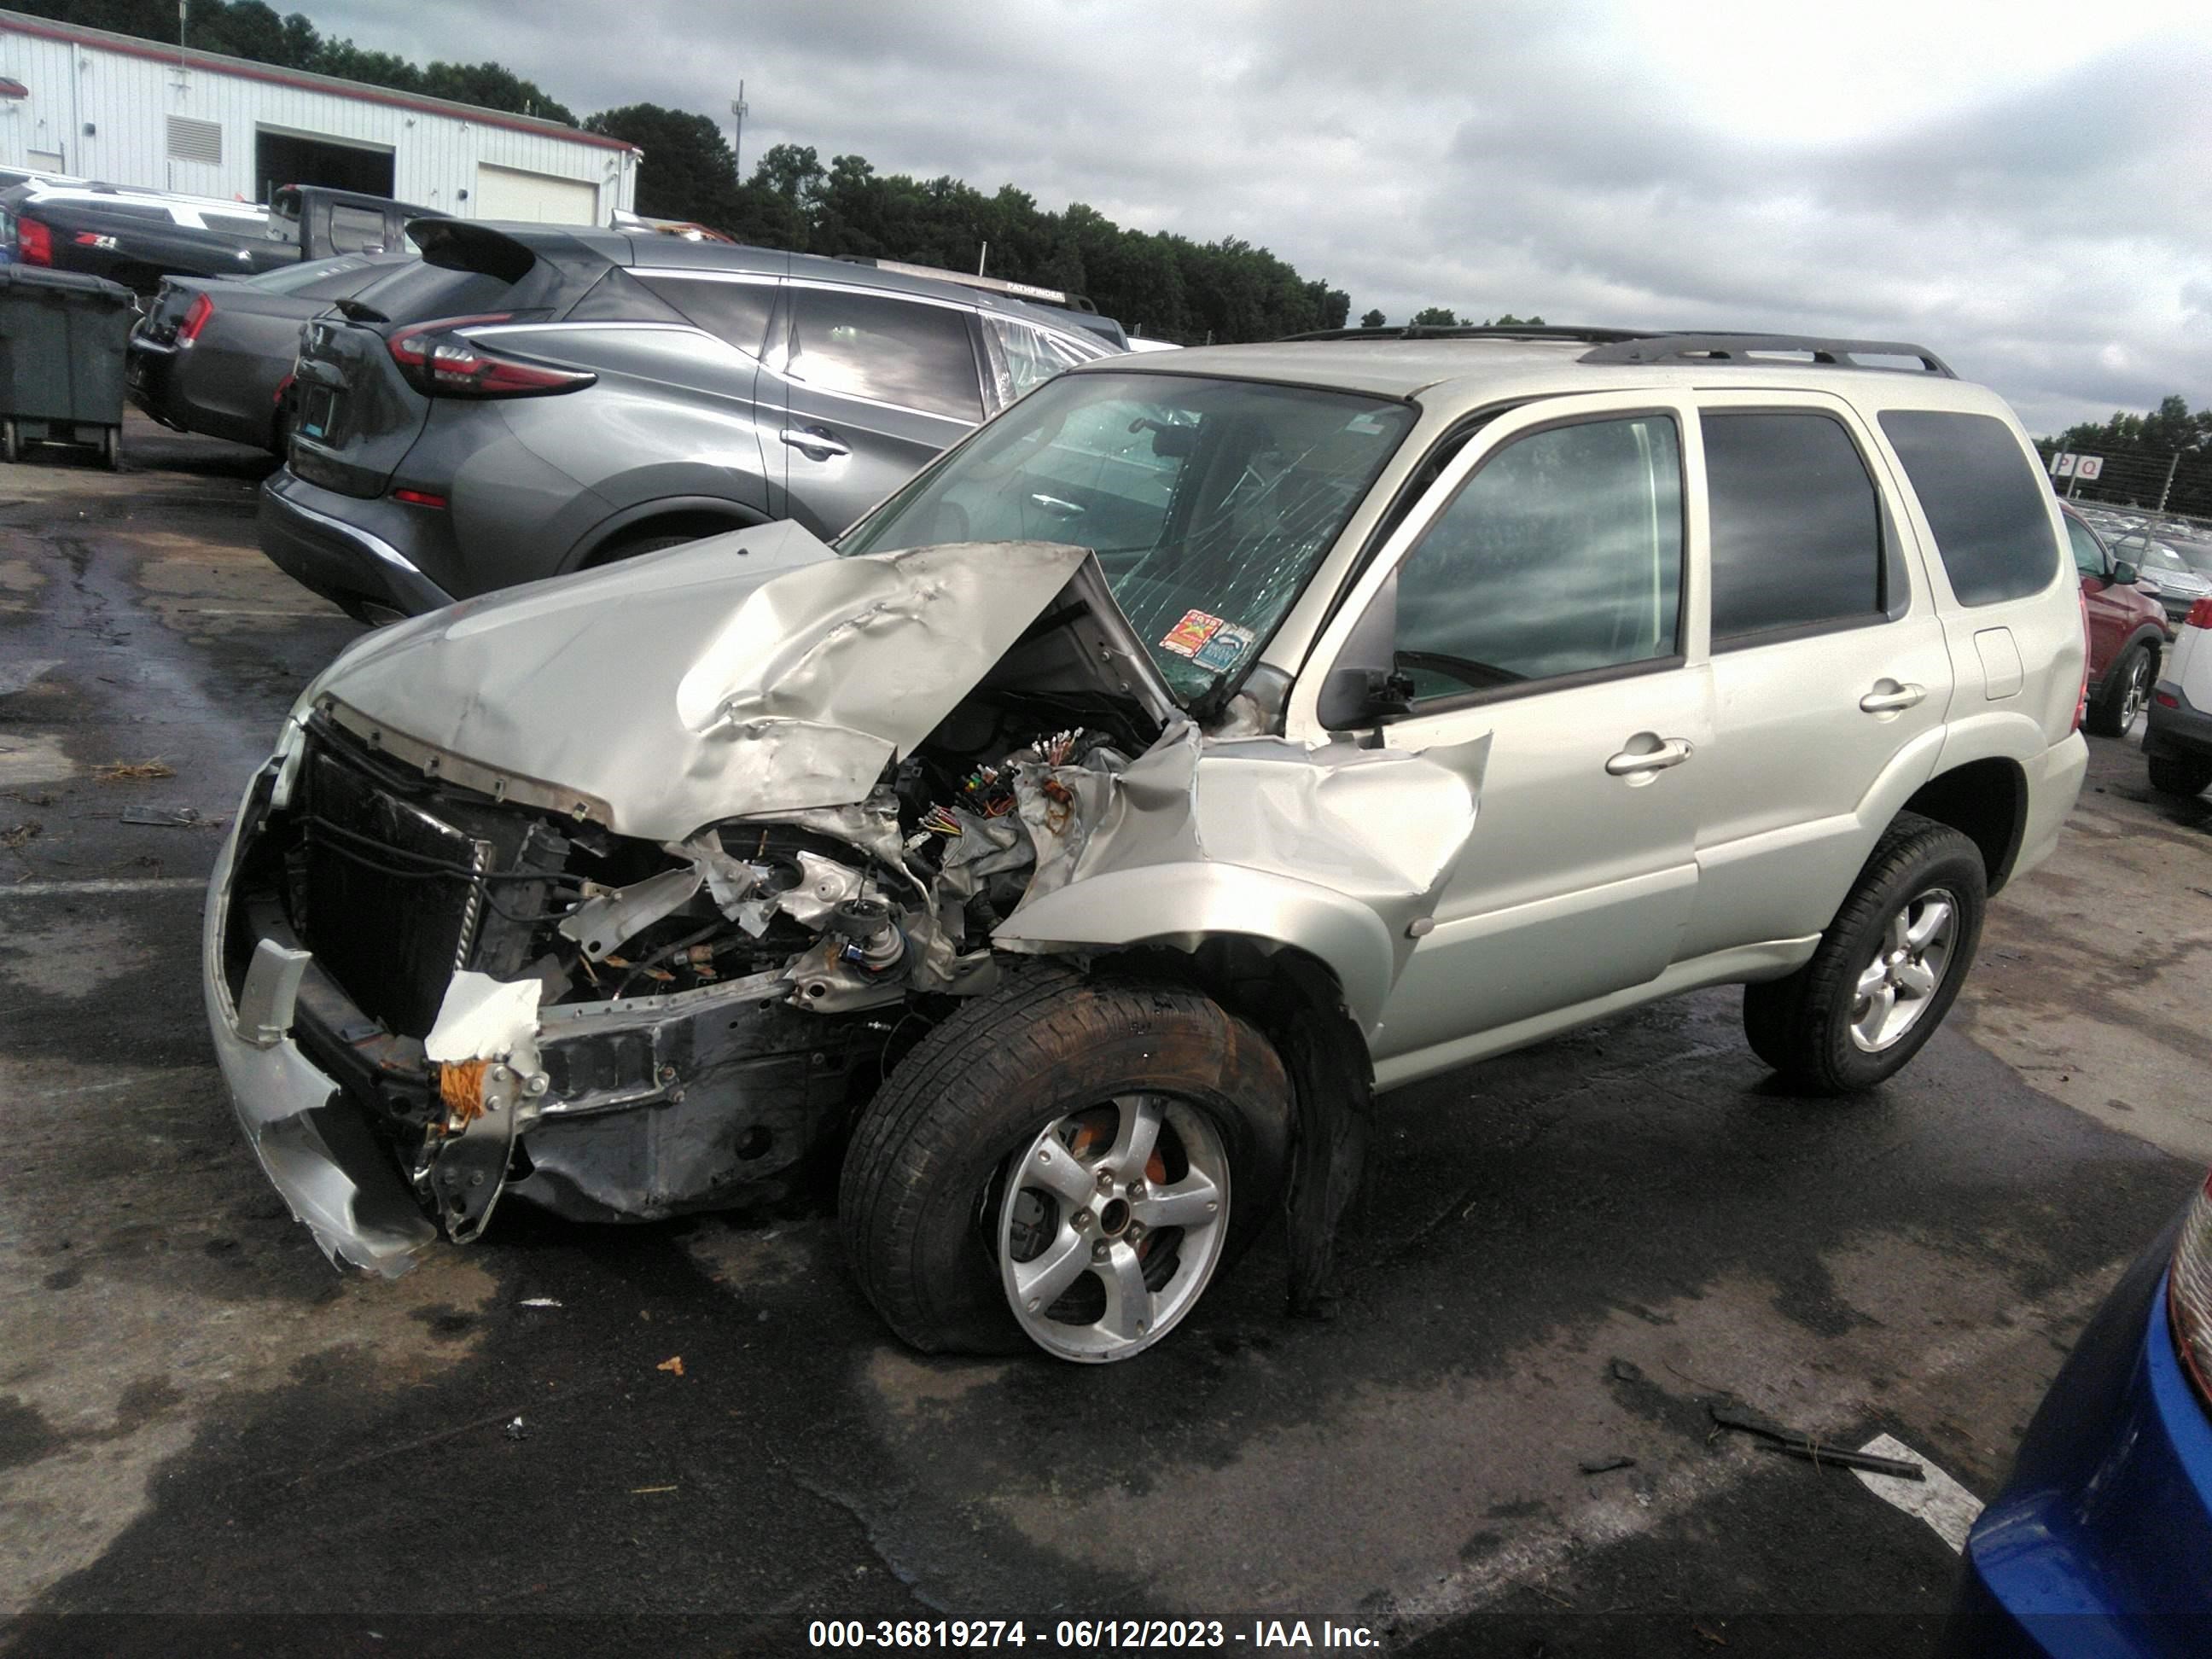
[1293, 393, 1714, 1068]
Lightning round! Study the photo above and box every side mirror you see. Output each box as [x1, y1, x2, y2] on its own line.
[1316, 573, 1411, 730]
[2112, 559, 2140, 585]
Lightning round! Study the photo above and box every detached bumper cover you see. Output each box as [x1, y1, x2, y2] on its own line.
[258, 469, 454, 617]
[201, 771, 437, 1276]
[1944, 1214, 2212, 1656]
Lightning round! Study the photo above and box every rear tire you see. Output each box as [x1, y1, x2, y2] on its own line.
[2148, 753, 2212, 800]
[1743, 812, 1986, 1096]
[839, 969, 1292, 1361]
[100, 425, 120, 471]
[2086, 643, 2153, 736]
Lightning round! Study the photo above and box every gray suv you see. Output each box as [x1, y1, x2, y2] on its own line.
[208, 327, 2087, 1363]
[257, 220, 1112, 620]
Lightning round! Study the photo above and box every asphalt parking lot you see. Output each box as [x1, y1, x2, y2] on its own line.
[4, 416, 2212, 1656]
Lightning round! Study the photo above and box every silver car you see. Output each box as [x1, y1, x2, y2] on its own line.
[206, 327, 2088, 1363]
[256, 221, 1115, 621]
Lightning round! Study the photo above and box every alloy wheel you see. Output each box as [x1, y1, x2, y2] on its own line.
[1849, 887, 1959, 1053]
[996, 1093, 1230, 1362]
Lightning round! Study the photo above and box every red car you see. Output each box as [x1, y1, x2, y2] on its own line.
[2068, 504, 2169, 736]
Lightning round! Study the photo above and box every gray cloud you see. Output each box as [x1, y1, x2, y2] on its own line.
[308, 0, 2212, 435]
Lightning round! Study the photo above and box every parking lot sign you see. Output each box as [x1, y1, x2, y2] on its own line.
[2075, 455, 2104, 481]
[2053, 452, 2078, 476]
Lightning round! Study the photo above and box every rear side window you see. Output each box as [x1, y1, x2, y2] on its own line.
[1879, 410, 2060, 606]
[327, 204, 389, 253]
[350, 261, 515, 324]
[634, 274, 775, 356]
[787, 287, 981, 422]
[1704, 412, 1884, 642]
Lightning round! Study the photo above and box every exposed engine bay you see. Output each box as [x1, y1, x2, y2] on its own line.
[218, 546, 1177, 1244]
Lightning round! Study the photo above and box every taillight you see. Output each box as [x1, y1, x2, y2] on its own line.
[178, 293, 215, 346]
[390, 488, 448, 509]
[2168, 1173, 2212, 1407]
[2188, 597, 2212, 632]
[2072, 586, 2091, 733]
[386, 315, 595, 399]
[17, 217, 51, 265]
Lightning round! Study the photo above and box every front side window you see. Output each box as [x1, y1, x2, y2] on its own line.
[786, 287, 982, 422]
[1389, 415, 1683, 701]
[1879, 410, 2060, 606]
[1705, 411, 1884, 642]
[841, 370, 1415, 701]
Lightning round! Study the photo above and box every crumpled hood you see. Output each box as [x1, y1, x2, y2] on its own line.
[309, 522, 1097, 840]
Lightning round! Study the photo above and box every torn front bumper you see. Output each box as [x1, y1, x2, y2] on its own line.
[204, 759, 876, 1276]
[202, 766, 438, 1277]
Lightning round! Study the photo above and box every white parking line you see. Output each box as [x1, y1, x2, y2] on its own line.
[1, 876, 205, 897]
[1852, 1433, 1984, 1552]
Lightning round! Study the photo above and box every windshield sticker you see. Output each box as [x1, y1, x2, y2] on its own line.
[1192, 621, 1257, 672]
[1161, 608, 1226, 658]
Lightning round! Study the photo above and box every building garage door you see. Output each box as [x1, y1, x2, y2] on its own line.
[473, 164, 598, 224]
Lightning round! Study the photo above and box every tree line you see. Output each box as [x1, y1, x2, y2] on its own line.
[2039, 395, 2212, 520]
[29, 0, 1538, 344]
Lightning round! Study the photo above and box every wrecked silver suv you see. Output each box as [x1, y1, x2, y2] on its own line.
[207, 329, 2089, 1362]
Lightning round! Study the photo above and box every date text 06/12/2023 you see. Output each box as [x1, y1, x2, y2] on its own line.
[805, 1618, 1380, 1649]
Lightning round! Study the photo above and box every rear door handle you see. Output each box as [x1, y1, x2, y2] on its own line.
[1604, 737, 1694, 777]
[780, 427, 850, 459]
[1860, 682, 1927, 713]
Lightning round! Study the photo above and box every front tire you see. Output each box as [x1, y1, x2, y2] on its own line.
[1743, 812, 1987, 1095]
[839, 969, 1292, 1361]
[2087, 643, 2154, 736]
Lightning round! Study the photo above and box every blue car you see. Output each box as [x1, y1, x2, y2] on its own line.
[1945, 1172, 2212, 1654]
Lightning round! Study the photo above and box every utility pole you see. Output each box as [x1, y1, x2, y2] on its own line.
[730, 84, 748, 181]
[178, 0, 186, 48]
[2157, 450, 2180, 515]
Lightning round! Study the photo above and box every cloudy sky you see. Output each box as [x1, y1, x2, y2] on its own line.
[316, 0, 2210, 436]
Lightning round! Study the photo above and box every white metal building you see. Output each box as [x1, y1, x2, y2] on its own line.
[0, 9, 637, 223]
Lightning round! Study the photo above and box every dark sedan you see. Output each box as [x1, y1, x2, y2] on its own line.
[128, 252, 412, 452]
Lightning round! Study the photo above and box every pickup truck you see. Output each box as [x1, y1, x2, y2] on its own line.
[0, 183, 440, 297]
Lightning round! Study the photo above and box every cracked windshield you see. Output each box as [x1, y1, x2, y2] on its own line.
[842, 371, 1415, 700]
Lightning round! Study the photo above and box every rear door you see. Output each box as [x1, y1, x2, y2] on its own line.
[762, 281, 986, 538]
[1675, 392, 1954, 958]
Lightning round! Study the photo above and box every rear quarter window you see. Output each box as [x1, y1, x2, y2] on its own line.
[1878, 410, 2060, 606]
[349, 261, 515, 324]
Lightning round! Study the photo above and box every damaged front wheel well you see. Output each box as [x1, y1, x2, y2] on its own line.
[1086, 936, 1373, 1315]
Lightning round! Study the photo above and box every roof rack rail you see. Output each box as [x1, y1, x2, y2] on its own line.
[1578, 333, 1956, 377]
[1280, 323, 1647, 345]
[831, 254, 1097, 314]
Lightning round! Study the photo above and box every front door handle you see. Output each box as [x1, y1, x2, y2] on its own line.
[780, 426, 850, 460]
[1860, 682, 1927, 713]
[1604, 736, 1694, 777]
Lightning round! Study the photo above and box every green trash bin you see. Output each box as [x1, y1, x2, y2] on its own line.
[0, 265, 137, 469]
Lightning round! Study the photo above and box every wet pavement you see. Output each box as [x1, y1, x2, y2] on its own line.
[3, 416, 2209, 1656]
